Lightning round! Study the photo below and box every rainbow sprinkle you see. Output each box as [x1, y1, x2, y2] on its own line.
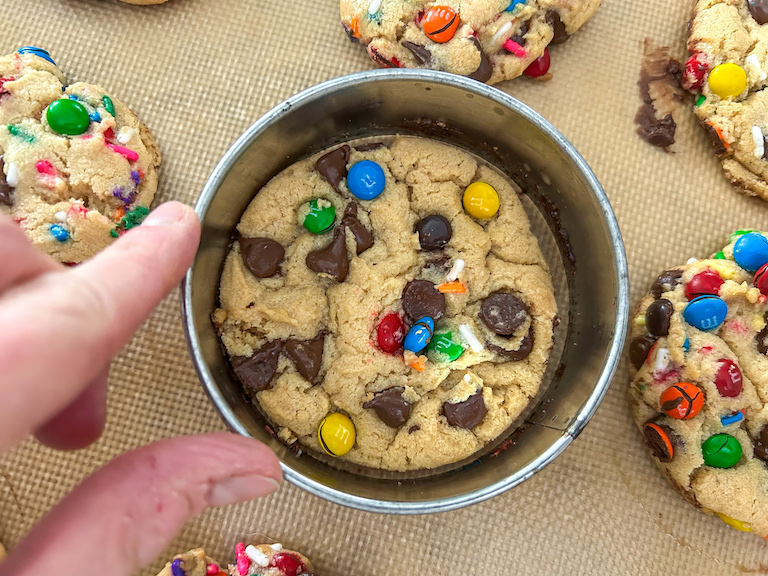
[503, 38, 526, 57]
[106, 143, 139, 162]
[7, 124, 34, 143]
[110, 205, 149, 238]
[102, 95, 115, 116]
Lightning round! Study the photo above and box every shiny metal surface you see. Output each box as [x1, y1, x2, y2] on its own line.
[181, 69, 629, 514]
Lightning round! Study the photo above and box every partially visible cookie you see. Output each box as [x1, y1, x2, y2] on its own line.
[683, 0, 768, 199]
[629, 230, 768, 536]
[156, 544, 317, 576]
[0, 47, 161, 263]
[339, 0, 601, 84]
[119, 0, 169, 4]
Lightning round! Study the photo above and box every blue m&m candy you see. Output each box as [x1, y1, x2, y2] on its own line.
[404, 317, 434, 353]
[505, 0, 526, 11]
[49, 224, 69, 242]
[683, 295, 727, 332]
[17, 46, 55, 65]
[347, 160, 385, 201]
[733, 232, 768, 271]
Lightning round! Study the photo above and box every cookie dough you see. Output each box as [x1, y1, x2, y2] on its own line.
[156, 544, 316, 576]
[0, 48, 161, 263]
[214, 135, 557, 472]
[629, 230, 768, 536]
[683, 0, 768, 199]
[339, 0, 601, 84]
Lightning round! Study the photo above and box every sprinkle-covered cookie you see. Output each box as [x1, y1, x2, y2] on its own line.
[684, 0, 768, 199]
[629, 230, 768, 537]
[0, 48, 161, 263]
[339, 0, 601, 84]
[156, 544, 317, 576]
[213, 135, 556, 472]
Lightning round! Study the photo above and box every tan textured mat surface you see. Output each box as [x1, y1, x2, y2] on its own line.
[2, 0, 768, 574]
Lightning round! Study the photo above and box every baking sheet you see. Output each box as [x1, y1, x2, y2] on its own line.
[2, 0, 768, 574]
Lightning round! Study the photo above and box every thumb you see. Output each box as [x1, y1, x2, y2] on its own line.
[4, 433, 283, 576]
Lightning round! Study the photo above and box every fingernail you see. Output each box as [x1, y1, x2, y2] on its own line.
[207, 475, 281, 507]
[141, 201, 191, 227]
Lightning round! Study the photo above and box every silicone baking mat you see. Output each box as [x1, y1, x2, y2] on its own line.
[2, 0, 768, 574]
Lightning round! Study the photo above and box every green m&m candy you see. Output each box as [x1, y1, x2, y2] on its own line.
[702, 433, 742, 468]
[301, 198, 336, 234]
[46, 98, 90, 136]
[426, 332, 465, 362]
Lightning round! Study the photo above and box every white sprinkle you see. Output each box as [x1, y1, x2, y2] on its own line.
[463, 373, 471, 383]
[459, 323, 484, 352]
[686, 257, 698, 265]
[490, 21, 513, 45]
[654, 347, 670, 373]
[6, 162, 18, 187]
[746, 54, 768, 81]
[368, 0, 382, 14]
[54, 211, 67, 222]
[245, 545, 270, 567]
[446, 258, 465, 281]
[269, 543, 283, 551]
[116, 127, 134, 145]
[753, 125, 765, 158]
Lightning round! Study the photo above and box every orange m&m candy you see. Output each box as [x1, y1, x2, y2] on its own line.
[659, 382, 704, 420]
[423, 6, 460, 43]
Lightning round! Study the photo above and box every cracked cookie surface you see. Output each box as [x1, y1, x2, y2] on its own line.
[214, 135, 556, 472]
[629, 230, 768, 536]
[339, 0, 600, 84]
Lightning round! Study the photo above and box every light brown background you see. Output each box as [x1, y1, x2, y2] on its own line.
[1, 0, 768, 574]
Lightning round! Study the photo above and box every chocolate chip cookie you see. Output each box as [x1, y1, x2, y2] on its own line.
[0, 48, 161, 263]
[156, 544, 316, 576]
[339, 0, 601, 84]
[213, 135, 557, 472]
[683, 0, 768, 199]
[629, 230, 768, 536]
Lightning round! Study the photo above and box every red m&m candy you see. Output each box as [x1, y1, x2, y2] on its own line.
[660, 382, 704, 420]
[423, 6, 460, 43]
[524, 48, 550, 77]
[684, 269, 724, 300]
[715, 359, 743, 397]
[682, 52, 709, 91]
[755, 262, 768, 296]
[271, 553, 305, 576]
[376, 312, 405, 353]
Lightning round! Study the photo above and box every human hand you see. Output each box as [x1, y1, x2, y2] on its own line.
[0, 202, 282, 575]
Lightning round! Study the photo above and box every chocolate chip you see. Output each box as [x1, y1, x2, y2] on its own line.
[635, 108, 676, 148]
[650, 269, 683, 299]
[510, 20, 529, 45]
[239, 237, 285, 278]
[629, 335, 657, 370]
[306, 225, 349, 281]
[443, 390, 487, 429]
[487, 325, 534, 360]
[231, 340, 282, 392]
[402, 279, 446, 321]
[363, 387, 411, 428]
[283, 332, 325, 382]
[355, 142, 383, 152]
[370, 47, 399, 68]
[315, 145, 350, 193]
[546, 10, 569, 44]
[479, 292, 528, 336]
[415, 214, 452, 251]
[754, 424, 768, 462]
[757, 312, 768, 354]
[425, 255, 451, 271]
[0, 157, 11, 206]
[402, 41, 432, 65]
[646, 299, 673, 337]
[341, 202, 374, 254]
[643, 423, 678, 463]
[467, 37, 493, 83]
[702, 122, 727, 155]
[749, 0, 768, 24]
[408, 424, 420, 434]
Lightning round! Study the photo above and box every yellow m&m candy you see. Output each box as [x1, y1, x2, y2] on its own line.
[463, 181, 500, 219]
[716, 512, 751, 532]
[318, 413, 356, 456]
[708, 63, 747, 99]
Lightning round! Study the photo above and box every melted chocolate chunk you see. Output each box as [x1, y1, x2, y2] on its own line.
[645, 299, 673, 337]
[231, 340, 282, 392]
[702, 121, 727, 155]
[355, 142, 383, 152]
[401, 279, 446, 321]
[283, 332, 325, 382]
[753, 424, 768, 462]
[546, 10, 569, 44]
[479, 292, 528, 336]
[370, 48, 399, 68]
[341, 202, 374, 254]
[402, 41, 432, 65]
[415, 214, 452, 251]
[487, 325, 534, 360]
[635, 43, 683, 149]
[306, 226, 349, 281]
[629, 335, 657, 370]
[510, 20, 529, 45]
[635, 109, 676, 148]
[408, 424, 420, 434]
[0, 157, 12, 206]
[757, 312, 768, 354]
[425, 254, 451, 271]
[443, 391, 487, 429]
[363, 387, 411, 428]
[650, 269, 683, 299]
[467, 37, 493, 83]
[315, 145, 350, 193]
[239, 237, 285, 278]
[749, 0, 768, 24]
[644, 423, 679, 463]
